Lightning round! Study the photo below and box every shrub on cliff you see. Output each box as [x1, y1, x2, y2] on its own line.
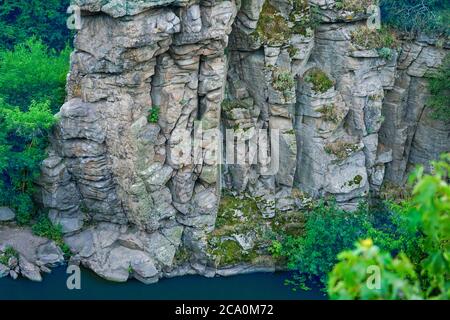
[0, 38, 70, 114]
[0, 99, 56, 225]
[270, 199, 420, 290]
[427, 54, 450, 122]
[270, 201, 368, 289]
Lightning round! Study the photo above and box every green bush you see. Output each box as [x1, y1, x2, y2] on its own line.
[350, 26, 398, 50]
[335, 0, 377, 13]
[32, 215, 71, 257]
[328, 154, 450, 300]
[270, 201, 369, 289]
[272, 70, 296, 94]
[271, 200, 420, 290]
[0, 246, 19, 266]
[253, 1, 291, 45]
[317, 104, 340, 123]
[0, 0, 71, 51]
[304, 68, 334, 93]
[0, 38, 70, 113]
[148, 106, 160, 123]
[427, 54, 450, 122]
[380, 0, 450, 37]
[0, 99, 56, 225]
[328, 240, 422, 300]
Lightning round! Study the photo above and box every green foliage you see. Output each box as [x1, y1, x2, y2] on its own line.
[377, 47, 394, 60]
[271, 199, 421, 291]
[174, 246, 191, 265]
[407, 153, 450, 299]
[324, 141, 359, 160]
[253, 1, 291, 45]
[328, 240, 422, 300]
[290, 0, 319, 37]
[380, 0, 450, 37]
[317, 104, 340, 123]
[0, 38, 70, 113]
[252, 0, 319, 43]
[328, 154, 450, 300]
[0, 100, 56, 225]
[351, 26, 398, 50]
[304, 68, 334, 93]
[427, 54, 450, 122]
[221, 98, 253, 113]
[32, 215, 71, 257]
[272, 69, 296, 94]
[335, 0, 378, 13]
[211, 239, 256, 267]
[0, 246, 19, 266]
[0, 0, 72, 51]
[148, 106, 160, 124]
[270, 201, 369, 289]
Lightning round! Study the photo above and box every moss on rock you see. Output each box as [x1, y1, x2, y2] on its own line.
[304, 68, 334, 93]
[324, 141, 360, 160]
[253, 1, 291, 46]
[351, 26, 398, 50]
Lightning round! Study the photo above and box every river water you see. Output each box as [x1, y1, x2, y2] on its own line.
[0, 267, 326, 300]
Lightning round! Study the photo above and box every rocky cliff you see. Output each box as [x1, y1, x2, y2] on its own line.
[30, 0, 449, 283]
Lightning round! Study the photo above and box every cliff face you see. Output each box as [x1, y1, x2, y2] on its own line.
[35, 0, 449, 283]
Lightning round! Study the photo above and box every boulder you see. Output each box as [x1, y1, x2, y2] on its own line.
[19, 255, 42, 282]
[0, 207, 15, 222]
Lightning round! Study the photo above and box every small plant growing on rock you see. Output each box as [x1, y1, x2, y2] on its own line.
[324, 141, 360, 160]
[304, 68, 334, 93]
[174, 246, 191, 265]
[377, 47, 394, 60]
[32, 215, 71, 257]
[253, 1, 291, 45]
[221, 99, 253, 113]
[344, 175, 364, 188]
[0, 246, 18, 266]
[272, 69, 296, 93]
[317, 104, 340, 123]
[427, 54, 450, 122]
[287, 45, 299, 58]
[290, 0, 319, 37]
[335, 0, 377, 13]
[148, 106, 160, 124]
[351, 26, 398, 51]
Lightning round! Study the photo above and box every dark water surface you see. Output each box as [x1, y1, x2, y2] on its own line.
[0, 267, 326, 300]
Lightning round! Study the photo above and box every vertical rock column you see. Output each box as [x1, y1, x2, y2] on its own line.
[38, 1, 238, 282]
[380, 40, 449, 185]
[295, 1, 396, 208]
[223, 0, 315, 214]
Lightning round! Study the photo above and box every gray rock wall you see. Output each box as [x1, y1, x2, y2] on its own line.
[34, 0, 449, 283]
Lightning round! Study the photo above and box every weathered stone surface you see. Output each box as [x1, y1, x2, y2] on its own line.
[0, 207, 15, 222]
[380, 43, 449, 184]
[28, 1, 449, 283]
[19, 255, 43, 282]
